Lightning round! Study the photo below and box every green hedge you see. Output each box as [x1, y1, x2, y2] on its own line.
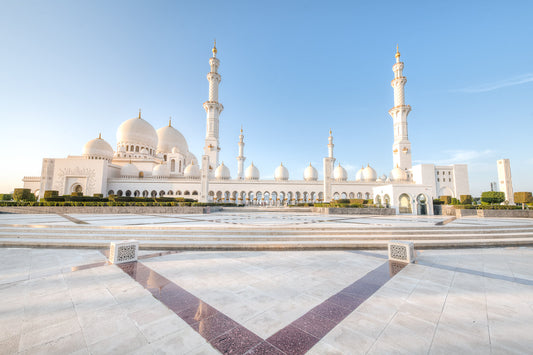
[44, 190, 59, 199]
[481, 191, 505, 204]
[440, 195, 452, 204]
[13, 188, 35, 202]
[514, 192, 533, 204]
[460, 195, 472, 204]
[0, 194, 13, 201]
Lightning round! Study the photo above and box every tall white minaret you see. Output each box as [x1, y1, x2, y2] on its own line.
[323, 129, 336, 202]
[237, 127, 246, 179]
[203, 40, 224, 170]
[389, 45, 412, 171]
[328, 129, 334, 158]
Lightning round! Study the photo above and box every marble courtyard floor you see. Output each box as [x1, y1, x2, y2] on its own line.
[1, 213, 533, 354]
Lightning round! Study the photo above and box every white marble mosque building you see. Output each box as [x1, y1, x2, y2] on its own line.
[23, 43, 469, 215]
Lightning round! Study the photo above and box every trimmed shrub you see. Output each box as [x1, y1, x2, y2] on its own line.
[44, 190, 59, 199]
[71, 192, 83, 197]
[13, 188, 35, 202]
[514, 192, 533, 204]
[433, 198, 443, 205]
[450, 198, 460, 205]
[0, 194, 13, 201]
[440, 196, 452, 204]
[481, 191, 505, 205]
[349, 199, 365, 205]
[460, 195, 472, 204]
[93, 193, 104, 198]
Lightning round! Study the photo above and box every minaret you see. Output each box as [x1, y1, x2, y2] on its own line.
[328, 129, 334, 158]
[323, 129, 336, 202]
[237, 127, 246, 179]
[203, 40, 224, 170]
[389, 45, 412, 171]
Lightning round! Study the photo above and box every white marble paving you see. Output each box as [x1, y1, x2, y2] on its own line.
[0, 242, 532, 353]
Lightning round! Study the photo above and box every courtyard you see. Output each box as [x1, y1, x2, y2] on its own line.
[1, 212, 533, 354]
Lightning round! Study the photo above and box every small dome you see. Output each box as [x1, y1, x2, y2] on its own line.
[363, 164, 377, 182]
[184, 161, 200, 179]
[187, 152, 198, 165]
[245, 162, 260, 180]
[304, 163, 318, 181]
[116, 112, 158, 149]
[215, 162, 231, 180]
[152, 164, 170, 178]
[274, 163, 289, 181]
[83, 134, 114, 161]
[355, 165, 365, 182]
[121, 163, 139, 177]
[156, 122, 188, 154]
[140, 148, 149, 154]
[390, 165, 408, 182]
[334, 164, 347, 181]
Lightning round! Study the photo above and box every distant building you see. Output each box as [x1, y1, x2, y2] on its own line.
[497, 159, 514, 204]
[23, 44, 470, 215]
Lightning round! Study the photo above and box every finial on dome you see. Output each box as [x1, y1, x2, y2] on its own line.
[138, 109, 141, 119]
[169, 117, 172, 127]
[309, 162, 312, 166]
[98, 133, 101, 139]
[212, 39, 217, 57]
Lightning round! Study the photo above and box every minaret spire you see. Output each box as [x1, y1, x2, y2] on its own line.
[237, 126, 246, 179]
[389, 45, 412, 171]
[203, 41, 224, 170]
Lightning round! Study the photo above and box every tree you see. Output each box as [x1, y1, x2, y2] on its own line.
[481, 191, 505, 205]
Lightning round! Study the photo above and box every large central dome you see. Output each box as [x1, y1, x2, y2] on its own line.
[116, 111, 158, 149]
[157, 120, 189, 154]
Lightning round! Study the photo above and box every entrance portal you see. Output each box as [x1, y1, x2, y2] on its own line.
[417, 194, 427, 215]
[399, 194, 412, 214]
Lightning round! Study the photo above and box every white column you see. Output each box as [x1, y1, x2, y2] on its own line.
[323, 131, 336, 202]
[236, 127, 246, 179]
[200, 155, 210, 203]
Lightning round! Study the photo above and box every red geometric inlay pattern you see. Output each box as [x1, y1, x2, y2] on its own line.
[118, 260, 405, 354]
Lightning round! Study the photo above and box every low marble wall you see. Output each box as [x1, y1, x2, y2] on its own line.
[476, 209, 533, 218]
[312, 207, 396, 215]
[0, 206, 221, 214]
[455, 209, 478, 217]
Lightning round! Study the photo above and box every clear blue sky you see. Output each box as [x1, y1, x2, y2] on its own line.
[1, 0, 532, 196]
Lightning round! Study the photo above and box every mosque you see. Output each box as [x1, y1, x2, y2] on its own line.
[23, 43, 470, 215]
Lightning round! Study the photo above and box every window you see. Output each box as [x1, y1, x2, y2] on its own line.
[437, 171, 439, 175]
[448, 171, 451, 175]
[437, 178, 440, 182]
[449, 178, 451, 182]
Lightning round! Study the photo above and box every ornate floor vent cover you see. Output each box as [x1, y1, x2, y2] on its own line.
[109, 240, 139, 264]
[388, 240, 415, 263]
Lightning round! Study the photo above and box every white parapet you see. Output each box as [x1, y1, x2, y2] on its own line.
[388, 240, 415, 263]
[109, 240, 139, 264]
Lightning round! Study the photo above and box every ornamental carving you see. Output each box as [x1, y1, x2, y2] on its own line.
[52, 167, 96, 194]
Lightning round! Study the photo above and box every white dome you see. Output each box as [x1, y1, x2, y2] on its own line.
[274, 163, 289, 181]
[215, 162, 231, 180]
[390, 165, 408, 182]
[156, 122, 188, 154]
[334, 164, 348, 181]
[355, 166, 365, 182]
[304, 163, 318, 181]
[363, 164, 377, 182]
[140, 148, 149, 154]
[184, 161, 201, 179]
[82, 134, 114, 161]
[121, 163, 139, 177]
[245, 162, 260, 180]
[117, 113, 158, 149]
[152, 164, 170, 178]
